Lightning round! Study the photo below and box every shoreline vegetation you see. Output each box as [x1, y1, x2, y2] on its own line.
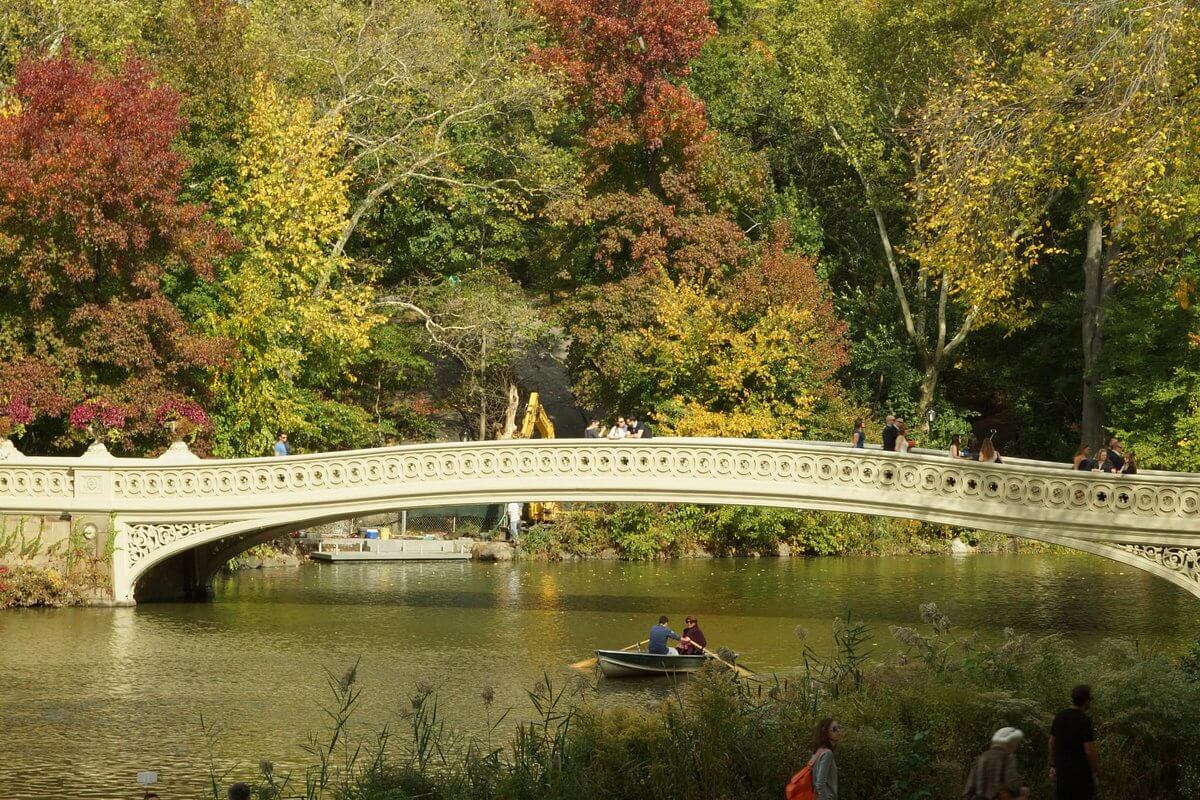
[206, 607, 1200, 800]
[518, 506, 1042, 561]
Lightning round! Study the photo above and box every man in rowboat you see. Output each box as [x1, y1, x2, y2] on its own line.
[648, 615, 690, 655]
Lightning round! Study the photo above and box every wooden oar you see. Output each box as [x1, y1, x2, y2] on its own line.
[571, 639, 648, 670]
[696, 644, 755, 679]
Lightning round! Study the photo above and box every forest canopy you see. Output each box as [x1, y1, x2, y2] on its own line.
[0, 0, 1196, 468]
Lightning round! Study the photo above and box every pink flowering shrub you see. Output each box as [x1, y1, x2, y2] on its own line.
[0, 395, 35, 438]
[154, 398, 210, 427]
[69, 399, 127, 441]
[154, 398, 210, 442]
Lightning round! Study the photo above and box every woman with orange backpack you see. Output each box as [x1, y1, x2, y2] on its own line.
[785, 717, 844, 800]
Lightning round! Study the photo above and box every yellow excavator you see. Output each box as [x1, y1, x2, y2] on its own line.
[519, 392, 557, 522]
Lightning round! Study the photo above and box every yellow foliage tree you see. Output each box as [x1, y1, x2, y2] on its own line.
[609, 278, 853, 440]
[208, 78, 382, 456]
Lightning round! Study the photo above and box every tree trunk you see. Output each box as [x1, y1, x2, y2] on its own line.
[477, 336, 489, 440]
[1080, 213, 1110, 450]
[500, 384, 519, 438]
[918, 361, 939, 432]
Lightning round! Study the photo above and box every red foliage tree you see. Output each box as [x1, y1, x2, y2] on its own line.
[531, 0, 717, 182]
[0, 52, 230, 451]
[727, 221, 851, 382]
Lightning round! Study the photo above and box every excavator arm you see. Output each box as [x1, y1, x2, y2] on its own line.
[519, 392, 557, 521]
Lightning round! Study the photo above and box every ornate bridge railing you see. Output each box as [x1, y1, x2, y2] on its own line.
[1, 438, 1198, 603]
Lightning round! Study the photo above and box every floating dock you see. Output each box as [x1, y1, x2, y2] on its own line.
[311, 537, 473, 562]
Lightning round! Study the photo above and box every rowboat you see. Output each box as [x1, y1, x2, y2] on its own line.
[595, 649, 709, 678]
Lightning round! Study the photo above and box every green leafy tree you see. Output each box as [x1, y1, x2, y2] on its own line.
[691, 0, 1005, 422]
[381, 269, 554, 440]
[911, 0, 1200, 447]
[247, 0, 564, 263]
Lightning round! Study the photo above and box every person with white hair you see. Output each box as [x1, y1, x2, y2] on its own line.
[962, 727, 1029, 800]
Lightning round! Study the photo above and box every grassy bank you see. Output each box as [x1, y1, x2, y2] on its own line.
[521, 505, 1039, 560]
[214, 606, 1200, 799]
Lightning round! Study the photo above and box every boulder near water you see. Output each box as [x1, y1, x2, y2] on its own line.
[471, 541, 515, 562]
[949, 536, 976, 554]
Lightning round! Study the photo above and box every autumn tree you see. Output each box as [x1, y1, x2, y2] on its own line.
[206, 79, 382, 457]
[535, 0, 854, 435]
[532, 0, 758, 287]
[912, 0, 1200, 447]
[570, 224, 853, 437]
[0, 52, 227, 452]
[247, 0, 564, 263]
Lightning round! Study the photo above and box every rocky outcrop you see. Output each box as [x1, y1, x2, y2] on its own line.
[471, 541, 515, 562]
[950, 536, 976, 554]
[238, 551, 303, 570]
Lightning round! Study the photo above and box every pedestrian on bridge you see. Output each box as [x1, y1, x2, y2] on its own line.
[1106, 438, 1126, 472]
[273, 433, 291, 457]
[851, 418, 866, 448]
[882, 415, 899, 451]
[949, 434, 963, 458]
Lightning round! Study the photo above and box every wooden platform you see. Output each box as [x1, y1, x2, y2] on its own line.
[311, 537, 472, 562]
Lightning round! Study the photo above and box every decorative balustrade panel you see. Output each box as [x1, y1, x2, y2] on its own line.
[0, 467, 74, 499]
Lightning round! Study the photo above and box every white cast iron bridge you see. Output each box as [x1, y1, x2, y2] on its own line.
[1, 438, 1199, 604]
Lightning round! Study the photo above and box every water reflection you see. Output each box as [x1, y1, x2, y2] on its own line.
[1, 554, 1197, 799]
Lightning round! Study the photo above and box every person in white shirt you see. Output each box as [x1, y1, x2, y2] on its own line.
[606, 417, 629, 439]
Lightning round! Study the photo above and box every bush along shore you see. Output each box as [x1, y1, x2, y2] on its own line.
[0, 517, 116, 608]
[213, 606, 1200, 800]
[519, 505, 1043, 561]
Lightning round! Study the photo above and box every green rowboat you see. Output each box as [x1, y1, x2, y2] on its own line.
[595, 649, 709, 678]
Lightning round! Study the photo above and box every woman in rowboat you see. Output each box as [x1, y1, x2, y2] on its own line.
[676, 616, 707, 655]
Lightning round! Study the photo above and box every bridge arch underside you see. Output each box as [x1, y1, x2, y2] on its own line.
[123, 485, 1200, 603]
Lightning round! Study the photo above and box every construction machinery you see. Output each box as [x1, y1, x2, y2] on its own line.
[519, 392, 558, 522]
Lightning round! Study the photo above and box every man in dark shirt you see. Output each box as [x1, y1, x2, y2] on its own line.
[1050, 684, 1099, 800]
[648, 615, 682, 655]
[629, 416, 653, 439]
[1106, 438, 1125, 472]
[882, 415, 899, 451]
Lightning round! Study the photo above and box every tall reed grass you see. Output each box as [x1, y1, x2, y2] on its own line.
[211, 606, 1200, 799]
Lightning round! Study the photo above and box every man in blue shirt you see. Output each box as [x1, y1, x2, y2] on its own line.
[273, 433, 291, 457]
[648, 615, 682, 655]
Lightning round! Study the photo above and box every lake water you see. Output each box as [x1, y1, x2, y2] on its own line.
[2, 554, 1198, 798]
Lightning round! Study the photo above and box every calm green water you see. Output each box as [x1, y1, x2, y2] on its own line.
[2, 554, 1198, 798]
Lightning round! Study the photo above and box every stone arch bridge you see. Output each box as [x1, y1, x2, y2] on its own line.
[2, 438, 1199, 604]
